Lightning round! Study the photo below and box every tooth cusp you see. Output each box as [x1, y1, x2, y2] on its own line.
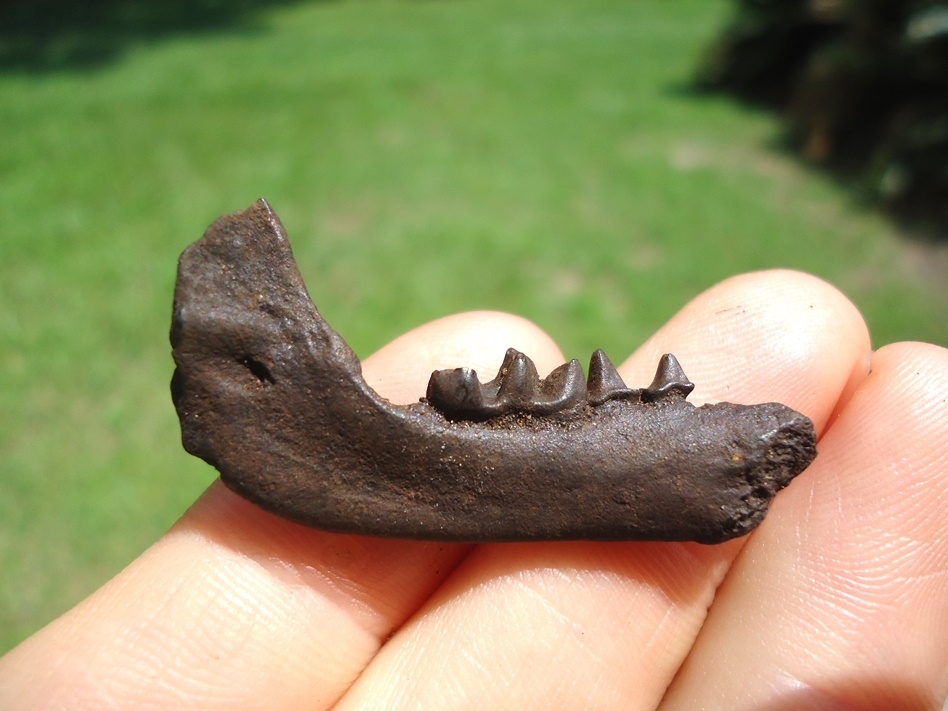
[587, 349, 637, 405]
[536, 359, 587, 413]
[495, 349, 540, 407]
[643, 353, 695, 402]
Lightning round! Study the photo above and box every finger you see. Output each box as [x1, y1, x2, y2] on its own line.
[620, 269, 871, 423]
[332, 270, 872, 711]
[0, 312, 563, 711]
[660, 342, 948, 711]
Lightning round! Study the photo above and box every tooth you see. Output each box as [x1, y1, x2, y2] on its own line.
[644, 354, 694, 401]
[536, 359, 586, 412]
[496, 350, 539, 407]
[483, 348, 520, 399]
[587, 349, 630, 404]
[426, 367, 484, 416]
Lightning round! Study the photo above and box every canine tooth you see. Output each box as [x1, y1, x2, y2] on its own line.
[644, 354, 694, 401]
[587, 349, 631, 404]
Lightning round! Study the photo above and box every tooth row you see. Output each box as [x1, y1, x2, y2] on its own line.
[426, 349, 694, 421]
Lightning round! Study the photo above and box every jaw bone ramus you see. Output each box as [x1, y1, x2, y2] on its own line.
[170, 200, 818, 544]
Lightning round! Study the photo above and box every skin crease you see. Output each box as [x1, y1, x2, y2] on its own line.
[1, 270, 946, 710]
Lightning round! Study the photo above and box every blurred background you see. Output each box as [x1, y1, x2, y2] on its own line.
[1, 0, 946, 653]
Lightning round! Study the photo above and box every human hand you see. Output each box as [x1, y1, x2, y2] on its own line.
[1, 271, 946, 710]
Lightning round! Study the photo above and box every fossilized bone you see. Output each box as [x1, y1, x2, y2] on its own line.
[170, 200, 817, 543]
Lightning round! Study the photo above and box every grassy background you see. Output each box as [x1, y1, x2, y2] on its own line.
[2, 0, 946, 654]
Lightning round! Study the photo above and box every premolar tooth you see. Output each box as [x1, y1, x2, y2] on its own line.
[643, 353, 694, 401]
[536, 359, 586, 412]
[587, 349, 632, 404]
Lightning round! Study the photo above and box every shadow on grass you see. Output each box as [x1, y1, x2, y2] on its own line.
[667, 79, 948, 245]
[682, 3, 948, 243]
[0, 0, 329, 74]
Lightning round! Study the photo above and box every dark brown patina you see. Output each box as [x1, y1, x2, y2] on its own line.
[170, 200, 817, 543]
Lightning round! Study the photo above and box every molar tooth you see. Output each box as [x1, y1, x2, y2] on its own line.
[535, 359, 586, 412]
[483, 348, 520, 399]
[643, 353, 694, 401]
[426, 367, 484, 416]
[587, 349, 632, 404]
[496, 350, 540, 407]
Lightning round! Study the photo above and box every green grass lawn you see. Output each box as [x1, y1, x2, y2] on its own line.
[1, 0, 946, 654]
